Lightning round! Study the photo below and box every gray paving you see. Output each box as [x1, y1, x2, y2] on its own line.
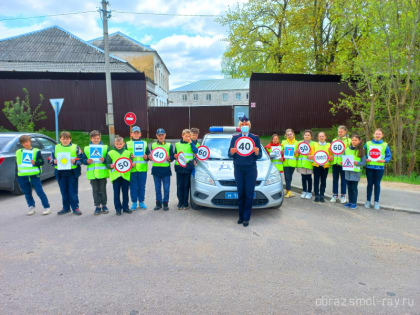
[0, 170, 419, 314]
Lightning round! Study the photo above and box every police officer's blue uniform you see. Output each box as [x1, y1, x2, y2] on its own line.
[228, 121, 262, 226]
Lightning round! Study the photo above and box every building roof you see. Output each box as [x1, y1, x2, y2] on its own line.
[0, 26, 136, 73]
[171, 78, 249, 92]
[89, 32, 170, 74]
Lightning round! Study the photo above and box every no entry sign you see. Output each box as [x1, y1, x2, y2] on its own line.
[313, 150, 329, 166]
[124, 112, 137, 126]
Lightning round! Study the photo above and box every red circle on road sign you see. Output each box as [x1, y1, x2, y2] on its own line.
[298, 141, 311, 156]
[234, 136, 256, 157]
[176, 151, 187, 168]
[330, 140, 345, 155]
[124, 112, 137, 126]
[151, 147, 168, 163]
[313, 150, 329, 166]
[114, 157, 133, 173]
[368, 148, 381, 160]
[195, 145, 210, 161]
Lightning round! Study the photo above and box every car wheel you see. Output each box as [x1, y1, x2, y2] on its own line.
[190, 191, 202, 210]
[12, 176, 23, 195]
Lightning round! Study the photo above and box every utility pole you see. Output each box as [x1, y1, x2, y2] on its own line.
[100, 0, 115, 145]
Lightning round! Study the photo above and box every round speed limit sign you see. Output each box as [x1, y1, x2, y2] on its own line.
[298, 142, 311, 155]
[114, 157, 133, 173]
[330, 140, 345, 155]
[313, 150, 329, 166]
[151, 147, 168, 163]
[235, 136, 255, 156]
[195, 145, 210, 161]
[177, 152, 188, 168]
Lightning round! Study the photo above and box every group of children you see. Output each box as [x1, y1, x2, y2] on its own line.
[265, 126, 392, 210]
[16, 127, 201, 216]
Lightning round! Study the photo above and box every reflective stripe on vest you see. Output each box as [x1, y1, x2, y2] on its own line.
[175, 142, 194, 166]
[366, 141, 387, 167]
[84, 145, 109, 180]
[151, 142, 171, 167]
[126, 140, 148, 172]
[108, 149, 131, 182]
[16, 148, 41, 176]
[344, 147, 361, 172]
[312, 142, 331, 167]
[55, 144, 77, 169]
[332, 137, 351, 165]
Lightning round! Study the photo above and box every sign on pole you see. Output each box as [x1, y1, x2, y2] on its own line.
[49, 98, 64, 143]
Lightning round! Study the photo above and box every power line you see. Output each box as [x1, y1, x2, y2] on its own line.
[0, 10, 220, 22]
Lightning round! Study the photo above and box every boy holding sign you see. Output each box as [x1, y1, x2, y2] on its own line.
[174, 129, 198, 210]
[341, 135, 366, 209]
[105, 136, 133, 216]
[149, 128, 175, 211]
[126, 126, 150, 211]
[281, 129, 298, 198]
[16, 135, 51, 216]
[82, 130, 109, 215]
[51, 131, 83, 215]
[296, 130, 314, 200]
[364, 129, 392, 210]
[309, 131, 333, 202]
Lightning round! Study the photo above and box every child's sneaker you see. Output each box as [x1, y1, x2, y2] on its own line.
[154, 201, 162, 211]
[130, 202, 137, 211]
[350, 204, 358, 209]
[94, 207, 101, 216]
[284, 190, 290, 198]
[330, 195, 337, 203]
[340, 195, 347, 204]
[116, 210, 122, 216]
[177, 206, 184, 210]
[57, 209, 71, 215]
[139, 202, 147, 209]
[27, 206, 35, 216]
[305, 192, 312, 199]
[314, 196, 320, 202]
[123, 209, 132, 214]
[42, 208, 51, 215]
[320, 196, 325, 203]
[73, 209, 82, 216]
[102, 206, 109, 214]
[374, 202, 380, 210]
[288, 191, 296, 197]
[344, 203, 351, 208]
[300, 192, 306, 198]
[364, 201, 371, 209]
[163, 202, 169, 211]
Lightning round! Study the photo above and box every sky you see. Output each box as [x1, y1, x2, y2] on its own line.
[0, 0, 247, 89]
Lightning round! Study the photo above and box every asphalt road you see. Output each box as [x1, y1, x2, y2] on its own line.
[0, 171, 419, 314]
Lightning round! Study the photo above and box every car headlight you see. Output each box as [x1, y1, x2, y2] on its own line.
[265, 167, 281, 185]
[195, 168, 216, 186]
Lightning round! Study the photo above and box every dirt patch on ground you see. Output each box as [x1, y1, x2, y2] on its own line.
[359, 178, 420, 192]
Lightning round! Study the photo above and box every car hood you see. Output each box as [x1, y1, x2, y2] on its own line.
[198, 160, 271, 181]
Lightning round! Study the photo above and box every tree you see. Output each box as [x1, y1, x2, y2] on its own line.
[2, 88, 47, 132]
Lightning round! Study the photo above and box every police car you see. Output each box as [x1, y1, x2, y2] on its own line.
[190, 127, 284, 209]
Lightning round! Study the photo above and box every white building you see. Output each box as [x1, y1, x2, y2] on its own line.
[169, 78, 249, 107]
[90, 32, 170, 107]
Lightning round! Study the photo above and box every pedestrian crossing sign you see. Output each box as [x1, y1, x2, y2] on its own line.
[22, 150, 33, 166]
[89, 145, 103, 162]
[341, 155, 354, 171]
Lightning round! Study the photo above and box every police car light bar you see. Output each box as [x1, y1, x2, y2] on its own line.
[209, 126, 240, 133]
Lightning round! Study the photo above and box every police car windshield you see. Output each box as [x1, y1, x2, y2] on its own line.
[203, 136, 268, 160]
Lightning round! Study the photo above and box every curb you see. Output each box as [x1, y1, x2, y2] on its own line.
[290, 184, 420, 215]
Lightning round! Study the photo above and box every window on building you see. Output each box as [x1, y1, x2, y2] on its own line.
[206, 93, 212, 101]
[193, 94, 198, 101]
[222, 93, 228, 101]
[236, 93, 241, 100]
[182, 94, 188, 101]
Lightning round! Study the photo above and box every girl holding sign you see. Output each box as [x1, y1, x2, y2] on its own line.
[281, 129, 298, 198]
[174, 129, 198, 210]
[296, 130, 314, 199]
[341, 135, 366, 209]
[331, 125, 352, 204]
[309, 131, 332, 202]
[364, 129, 392, 210]
[264, 133, 283, 173]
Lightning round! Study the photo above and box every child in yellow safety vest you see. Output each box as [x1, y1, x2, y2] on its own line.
[296, 130, 314, 200]
[82, 130, 110, 216]
[364, 128, 392, 210]
[174, 129, 198, 210]
[126, 126, 150, 211]
[281, 128, 298, 198]
[309, 131, 333, 202]
[264, 133, 283, 173]
[50, 131, 83, 215]
[105, 135, 133, 216]
[340, 134, 366, 210]
[331, 125, 352, 204]
[16, 135, 51, 216]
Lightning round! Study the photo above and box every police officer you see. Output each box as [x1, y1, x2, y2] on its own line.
[228, 116, 262, 227]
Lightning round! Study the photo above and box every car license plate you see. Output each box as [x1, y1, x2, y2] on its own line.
[225, 192, 257, 199]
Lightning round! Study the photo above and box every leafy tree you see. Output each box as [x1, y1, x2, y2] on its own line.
[2, 88, 47, 132]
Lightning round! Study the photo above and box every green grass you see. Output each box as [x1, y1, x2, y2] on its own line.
[362, 173, 420, 185]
